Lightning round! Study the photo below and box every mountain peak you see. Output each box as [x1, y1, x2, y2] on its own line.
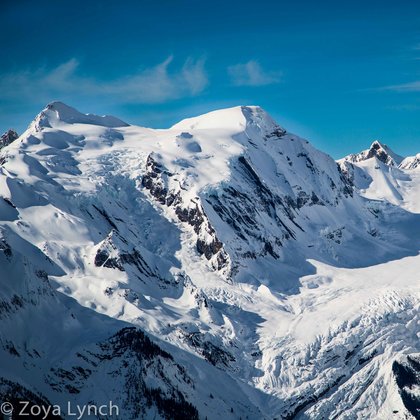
[31, 101, 129, 130]
[47, 100, 76, 112]
[370, 140, 384, 149]
[171, 105, 252, 131]
[171, 105, 285, 137]
[342, 140, 404, 167]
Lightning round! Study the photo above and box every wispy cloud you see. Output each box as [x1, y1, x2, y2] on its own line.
[385, 103, 420, 111]
[0, 57, 208, 105]
[228, 60, 281, 87]
[380, 81, 420, 92]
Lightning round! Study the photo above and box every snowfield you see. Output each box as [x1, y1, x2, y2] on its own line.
[0, 102, 418, 419]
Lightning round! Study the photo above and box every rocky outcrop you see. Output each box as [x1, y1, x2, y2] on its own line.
[392, 354, 420, 418]
[142, 153, 230, 272]
[46, 327, 199, 420]
[94, 231, 163, 280]
[0, 129, 18, 149]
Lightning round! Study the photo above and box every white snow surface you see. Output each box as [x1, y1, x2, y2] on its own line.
[400, 153, 420, 170]
[0, 102, 419, 419]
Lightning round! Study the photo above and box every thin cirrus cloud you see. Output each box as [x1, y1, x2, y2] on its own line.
[380, 81, 420, 92]
[228, 60, 281, 86]
[0, 56, 208, 105]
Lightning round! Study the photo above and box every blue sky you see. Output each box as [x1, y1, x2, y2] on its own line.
[1, 0, 420, 158]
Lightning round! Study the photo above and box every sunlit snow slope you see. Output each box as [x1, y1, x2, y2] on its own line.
[0, 102, 418, 419]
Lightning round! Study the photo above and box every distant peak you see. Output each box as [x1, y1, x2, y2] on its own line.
[370, 140, 384, 149]
[366, 141, 403, 165]
[369, 140, 395, 154]
[342, 140, 404, 167]
[31, 101, 129, 130]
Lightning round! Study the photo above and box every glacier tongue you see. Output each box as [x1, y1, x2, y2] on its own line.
[0, 103, 419, 419]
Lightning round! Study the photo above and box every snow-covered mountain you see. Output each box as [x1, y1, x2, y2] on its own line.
[400, 154, 420, 170]
[341, 140, 404, 167]
[0, 102, 419, 419]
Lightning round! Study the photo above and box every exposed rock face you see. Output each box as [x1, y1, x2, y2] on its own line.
[94, 231, 162, 280]
[46, 327, 200, 420]
[180, 329, 235, 368]
[142, 153, 230, 273]
[0, 129, 18, 149]
[0, 378, 62, 420]
[392, 355, 420, 419]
